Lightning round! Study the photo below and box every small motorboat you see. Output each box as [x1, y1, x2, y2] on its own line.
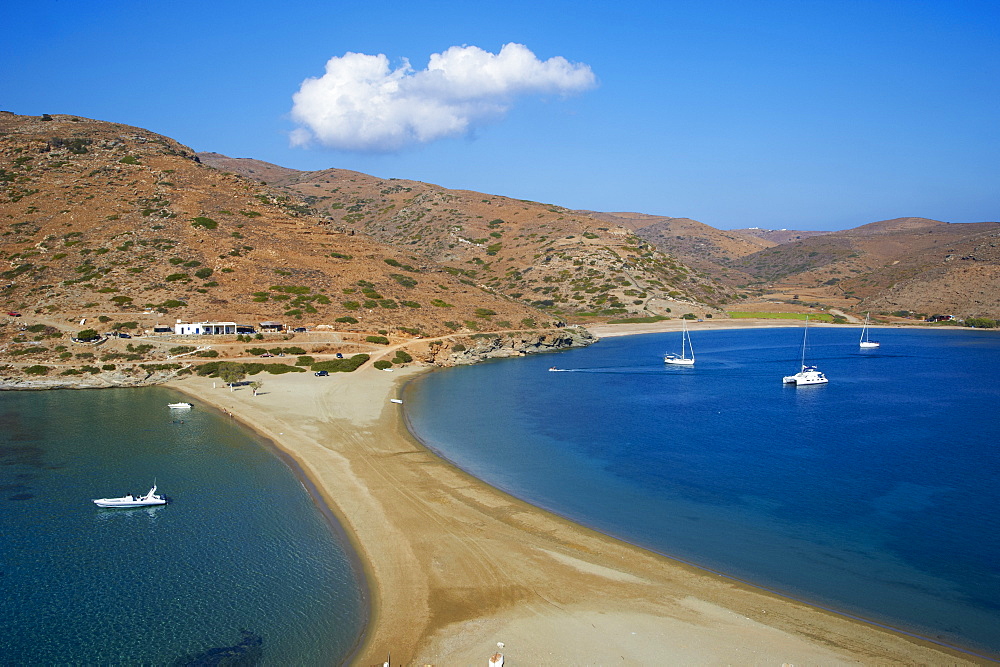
[93, 484, 167, 508]
[168, 402, 192, 409]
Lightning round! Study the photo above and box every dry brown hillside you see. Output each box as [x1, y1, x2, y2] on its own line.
[0, 112, 560, 348]
[735, 217, 1000, 318]
[729, 228, 831, 245]
[576, 211, 770, 286]
[199, 154, 740, 320]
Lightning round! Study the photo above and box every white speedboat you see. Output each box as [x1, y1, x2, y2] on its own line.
[93, 484, 167, 508]
[783, 317, 828, 385]
[168, 402, 192, 409]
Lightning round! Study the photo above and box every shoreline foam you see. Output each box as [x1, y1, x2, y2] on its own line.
[168, 327, 986, 665]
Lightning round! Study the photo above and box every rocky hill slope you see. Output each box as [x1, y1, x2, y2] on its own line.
[732, 217, 1000, 318]
[0, 112, 555, 334]
[575, 211, 771, 286]
[198, 154, 739, 319]
[2, 112, 597, 384]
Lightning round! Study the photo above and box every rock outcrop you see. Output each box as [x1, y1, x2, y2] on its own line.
[435, 327, 596, 366]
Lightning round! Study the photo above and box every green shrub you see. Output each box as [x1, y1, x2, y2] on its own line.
[264, 364, 306, 374]
[311, 354, 370, 373]
[392, 350, 412, 364]
[76, 329, 99, 341]
[102, 364, 116, 371]
[191, 216, 218, 230]
[195, 267, 214, 279]
[365, 335, 390, 345]
[373, 360, 393, 370]
[247, 347, 268, 355]
[336, 316, 358, 324]
[196, 350, 219, 358]
[390, 273, 417, 288]
[24, 365, 50, 375]
[296, 355, 315, 366]
[119, 155, 139, 165]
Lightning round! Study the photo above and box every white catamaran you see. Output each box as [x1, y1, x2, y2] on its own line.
[664, 319, 695, 365]
[859, 312, 880, 348]
[783, 317, 828, 386]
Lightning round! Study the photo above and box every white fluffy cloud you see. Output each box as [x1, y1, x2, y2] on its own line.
[289, 43, 596, 152]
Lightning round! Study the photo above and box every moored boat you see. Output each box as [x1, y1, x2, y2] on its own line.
[859, 312, 880, 348]
[664, 319, 695, 365]
[168, 402, 192, 409]
[93, 484, 167, 508]
[783, 317, 828, 385]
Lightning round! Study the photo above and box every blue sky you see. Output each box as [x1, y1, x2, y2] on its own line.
[4, 0, 998, 230]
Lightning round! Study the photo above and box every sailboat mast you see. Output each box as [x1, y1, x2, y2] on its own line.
[801, 316, 809, 370]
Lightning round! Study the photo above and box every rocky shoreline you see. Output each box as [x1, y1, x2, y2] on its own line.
[0, 368, 185, 390]
[434, 326, 597, 365]
[0, 328, 597, 390]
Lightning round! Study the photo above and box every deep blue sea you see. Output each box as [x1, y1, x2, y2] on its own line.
[0, 387, 365, 665]
[405, 326, 1000, 658]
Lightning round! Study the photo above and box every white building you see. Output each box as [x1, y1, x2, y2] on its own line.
[174, 320, 237, 335]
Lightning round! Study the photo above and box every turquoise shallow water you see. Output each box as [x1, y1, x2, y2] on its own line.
[0, 386, 365, 665]
[405, 327, 1000, 658]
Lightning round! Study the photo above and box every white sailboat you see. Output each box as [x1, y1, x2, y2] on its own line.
[664, 320, 695, 365]
[859, 312, 880, 348]
[783, 317, 828, 385]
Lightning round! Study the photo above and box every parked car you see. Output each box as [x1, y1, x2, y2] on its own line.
[335, 352, 344, 358]
[7, 311, 21, 317]
[118, 333, 132, 339]
[260, 353, 274, 357]
[292, 327, 307, 332]
[314, 370, 329, 376]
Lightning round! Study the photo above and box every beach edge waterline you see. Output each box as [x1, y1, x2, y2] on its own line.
[166, 330, 989, 665]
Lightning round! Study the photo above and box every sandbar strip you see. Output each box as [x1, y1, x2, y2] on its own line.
[169, 360, 985, 666]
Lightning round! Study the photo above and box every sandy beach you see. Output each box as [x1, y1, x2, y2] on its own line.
[169, 323, 984, 666]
